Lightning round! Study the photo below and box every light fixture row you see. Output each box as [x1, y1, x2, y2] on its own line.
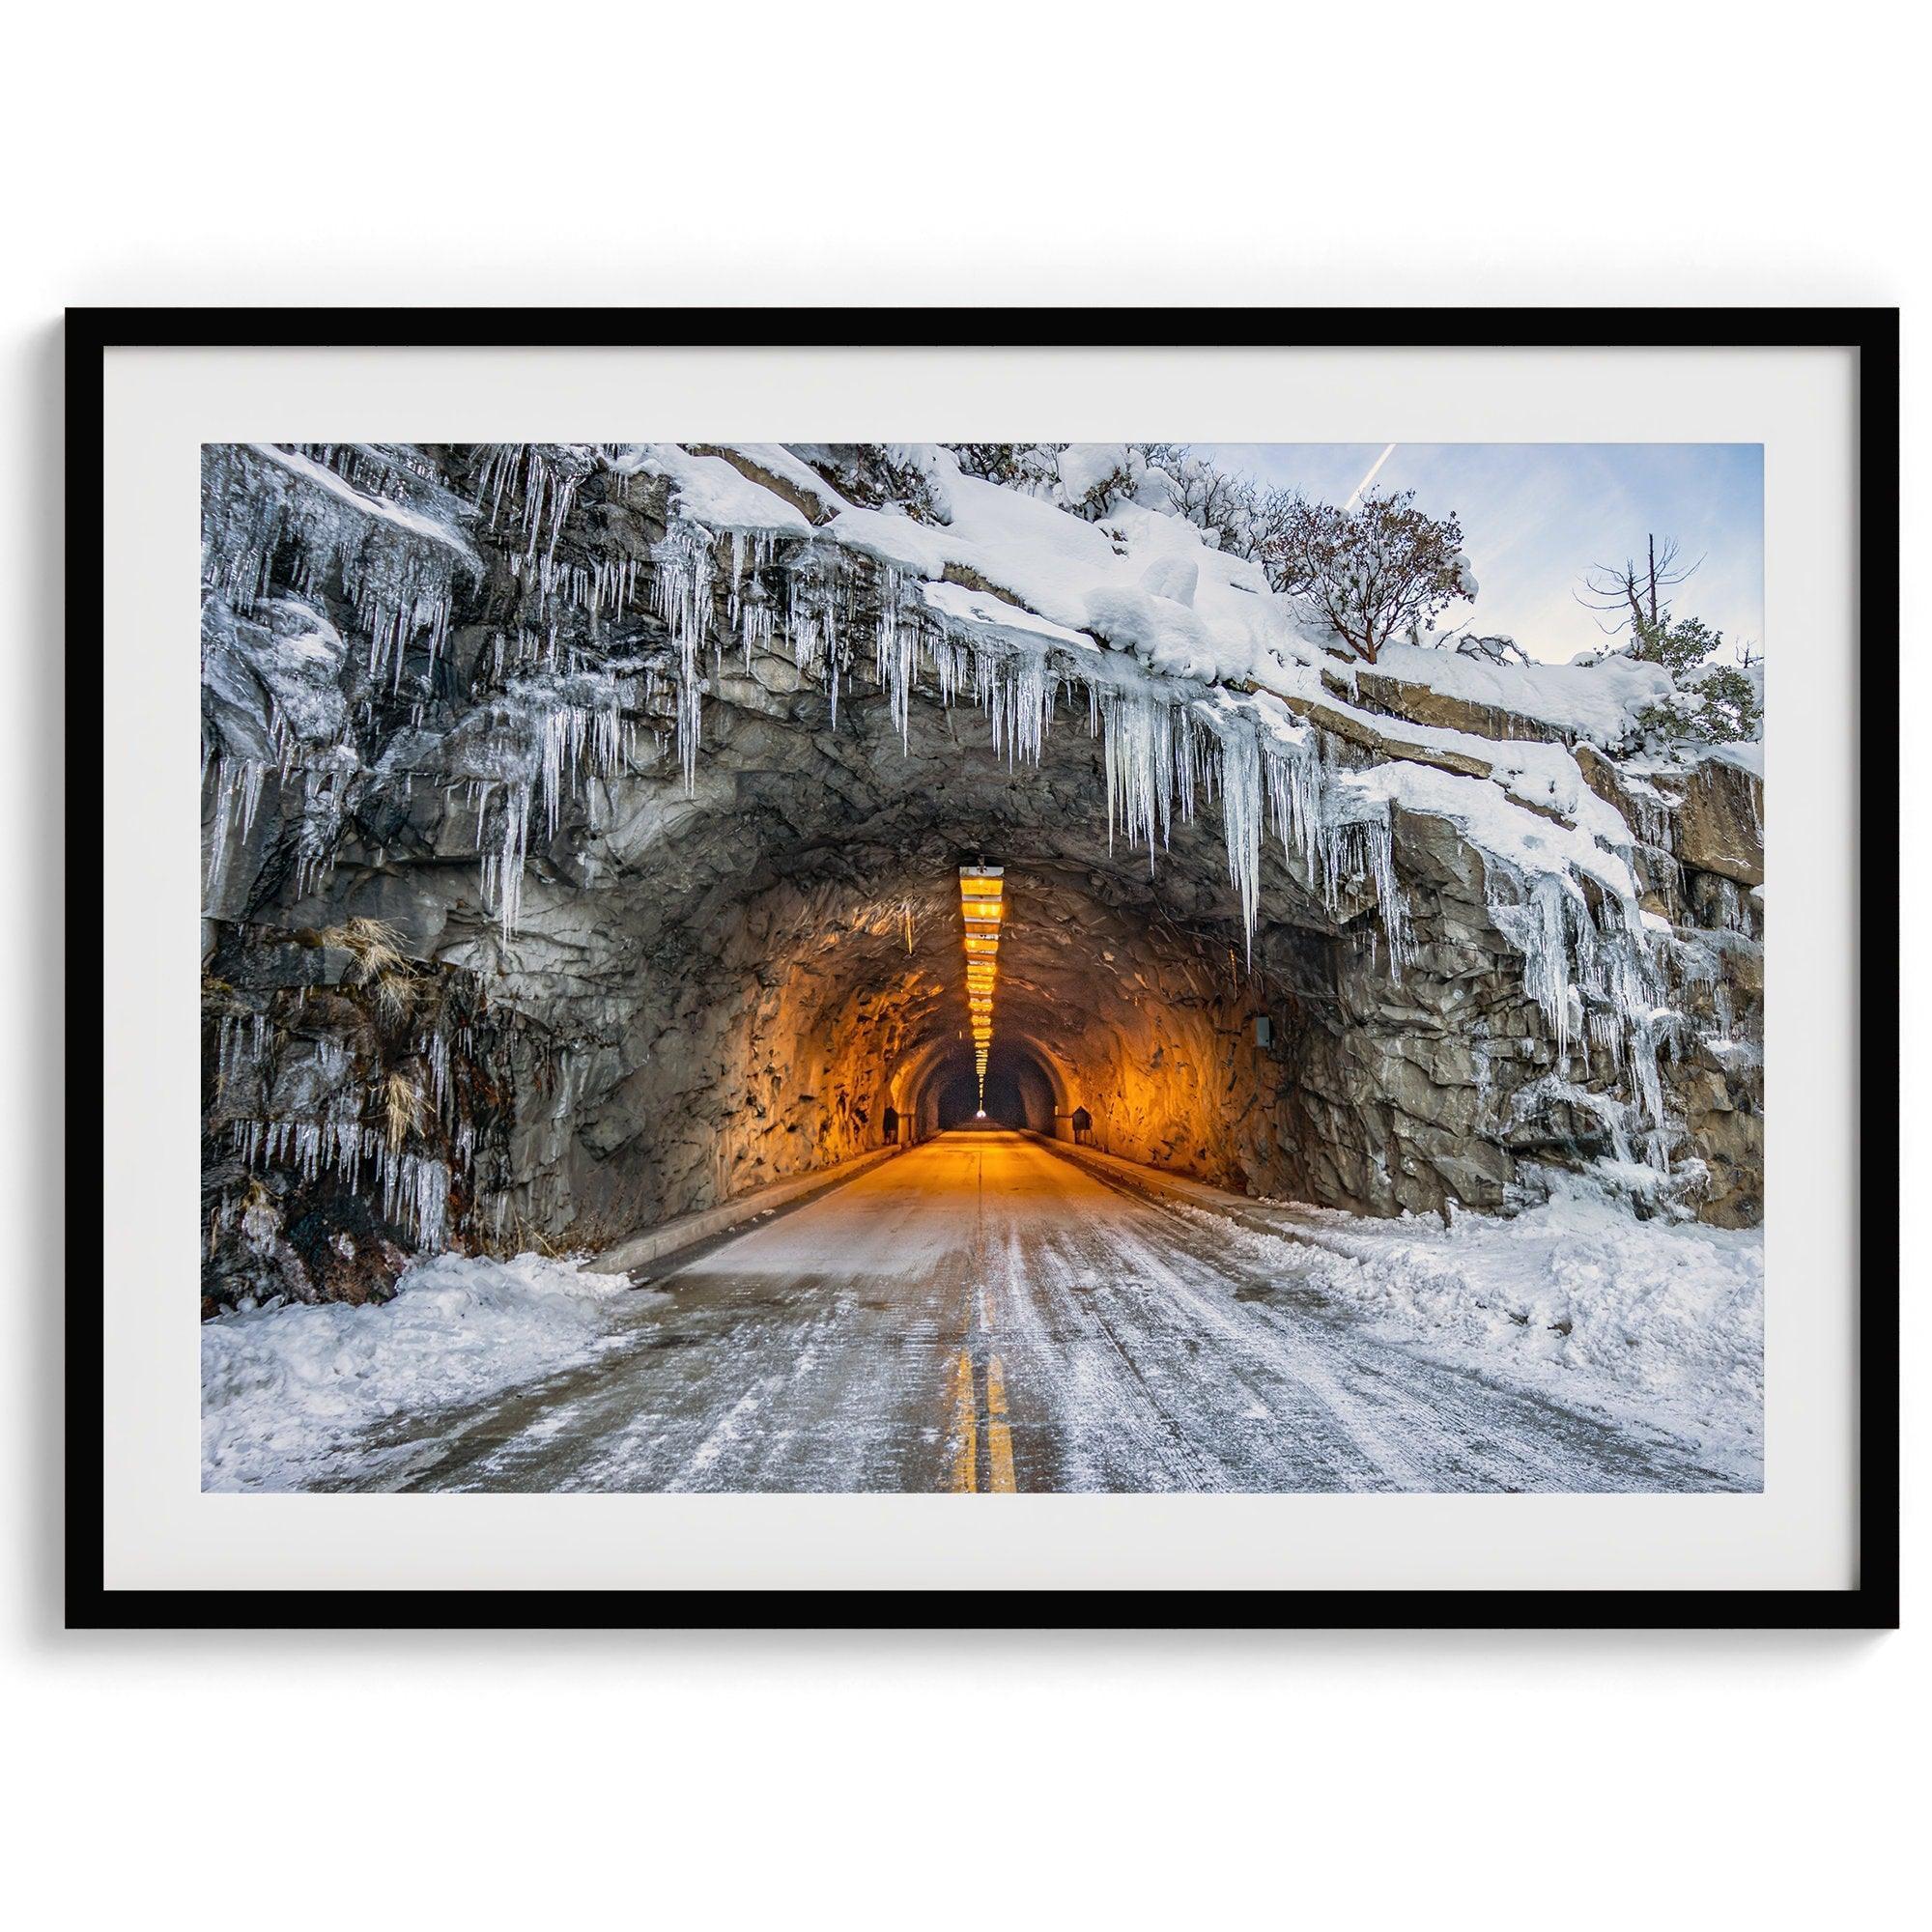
[959, 865, 1005, 1104]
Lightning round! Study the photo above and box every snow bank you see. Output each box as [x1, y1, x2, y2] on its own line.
[609, 442, 816, 535]
[1221, 1178, 1763, 1479]
[635, 442, 1676, 756]
[1346, 759, 1634, 899]
[201, 1251, 640, 1491]
[622, 440, 1318, 696]
[1374, 639, 1674, 746]
[1703, 737, 1765, 780]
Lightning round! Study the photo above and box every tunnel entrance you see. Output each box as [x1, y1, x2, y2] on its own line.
[933, 1065, 985, 1130]
[925, 1042, 1062, 1136]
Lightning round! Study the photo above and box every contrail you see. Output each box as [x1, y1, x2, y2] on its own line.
[1345, 442, 1397, 508]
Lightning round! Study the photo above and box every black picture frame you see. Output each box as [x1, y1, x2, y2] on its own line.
[69, 306, 1900, 1631]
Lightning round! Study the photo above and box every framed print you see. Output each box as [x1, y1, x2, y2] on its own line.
[72, 307, 1897, 1627]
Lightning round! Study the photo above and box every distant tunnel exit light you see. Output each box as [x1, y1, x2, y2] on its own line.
[959, 865, 1005, 1107]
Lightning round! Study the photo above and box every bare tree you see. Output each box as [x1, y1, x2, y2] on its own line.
[1577, 533, 1702, 637]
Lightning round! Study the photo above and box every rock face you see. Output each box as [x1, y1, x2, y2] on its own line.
[198, 443, 1766, 1308]
[1349, 667, 1570, 746]
[1672, 756, 1765, 889]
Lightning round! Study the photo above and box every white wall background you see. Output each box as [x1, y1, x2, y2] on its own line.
[3, 6, 1918, 1926]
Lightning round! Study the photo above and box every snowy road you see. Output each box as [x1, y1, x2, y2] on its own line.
[334, 1128, 1747, 1493]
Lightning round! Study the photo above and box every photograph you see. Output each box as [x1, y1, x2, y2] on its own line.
[194, 434, 1769, 1498]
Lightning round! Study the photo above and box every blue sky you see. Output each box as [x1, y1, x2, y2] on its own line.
[1194, 443, 1764, 667]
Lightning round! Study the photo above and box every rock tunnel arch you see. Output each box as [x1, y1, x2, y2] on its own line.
[245, 664, 1421, 1244]
[397, 676, 1450, 1241]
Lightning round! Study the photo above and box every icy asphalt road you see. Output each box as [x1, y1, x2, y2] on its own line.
[339, 1128, 1745, 1493]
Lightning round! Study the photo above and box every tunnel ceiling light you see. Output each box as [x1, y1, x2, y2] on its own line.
[960, 865, 1006, 1112]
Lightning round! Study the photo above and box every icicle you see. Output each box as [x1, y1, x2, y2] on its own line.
[1214, 721, 1264, 958]
[203, 756, 269, 903]
[874, 564, 920, 750]
[1098, 689, 1176, 862]
[653, 521, 715, 791]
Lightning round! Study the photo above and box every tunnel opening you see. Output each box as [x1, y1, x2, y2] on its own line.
[928, 1042, 1061, 1134]
[932, 1065, 985, 1130]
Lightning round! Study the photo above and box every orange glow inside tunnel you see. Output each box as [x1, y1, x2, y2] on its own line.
[959, 864, 1005, 1109]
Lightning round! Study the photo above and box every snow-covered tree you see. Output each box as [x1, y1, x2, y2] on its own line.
[1629, 611, 1763, 745]
[948, 443, 1065, 494]
[1053, 443, 1144, 521]
[1261, 488, 1475, 665]
[1631, 610, 1726, 677]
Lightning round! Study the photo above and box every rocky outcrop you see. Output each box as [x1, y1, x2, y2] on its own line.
[1673, 756, 1765, 889]
[197, 443, 1766, 1309]
[1346, 667, 1572, 747]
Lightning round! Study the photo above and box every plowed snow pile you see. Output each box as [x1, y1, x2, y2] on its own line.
[1212, 1177, 1764, 1479]
[201, 1252, 640, 1491]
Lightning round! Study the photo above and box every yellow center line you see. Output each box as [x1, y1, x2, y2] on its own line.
[949, 1348, 977, 1493]
[986, 1353, 1016, 1492]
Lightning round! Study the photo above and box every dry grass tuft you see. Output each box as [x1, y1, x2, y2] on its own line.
[201, 971, 247, 1015]
[381, 1071, 421, 1151]
[370, 970, 416, 1024]
[320, 917, 408, 984]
